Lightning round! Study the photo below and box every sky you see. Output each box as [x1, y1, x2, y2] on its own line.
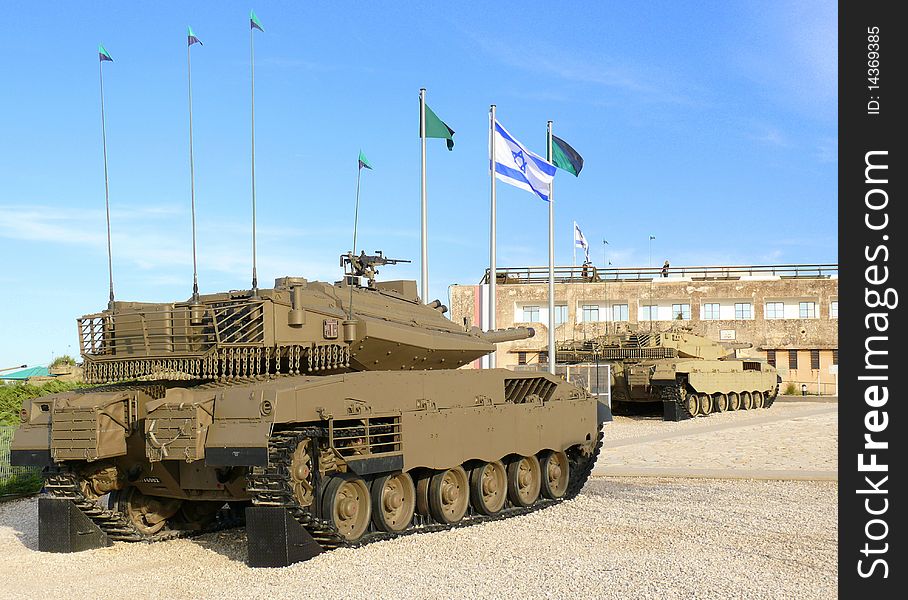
[0, 1, 837, 368]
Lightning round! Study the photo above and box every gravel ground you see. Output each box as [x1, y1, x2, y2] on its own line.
[0, 477, 836, 600]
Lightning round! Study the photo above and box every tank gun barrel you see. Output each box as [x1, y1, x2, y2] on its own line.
[478, 326, 535, 344]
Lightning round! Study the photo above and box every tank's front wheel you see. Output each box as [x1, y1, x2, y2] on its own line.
[371, 471, 415, 533]
[685, 391, 700, 417]
[323, 474, 371, 541]
[540, 451, 570, 499]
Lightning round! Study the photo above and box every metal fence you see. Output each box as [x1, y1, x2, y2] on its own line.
[0, 425, 38, 486]
[481, 263, 838, 284]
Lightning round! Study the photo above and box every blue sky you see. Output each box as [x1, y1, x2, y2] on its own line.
[0, 1, 837, 367]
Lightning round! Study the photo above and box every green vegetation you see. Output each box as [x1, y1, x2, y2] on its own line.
[784, 382, 798, 396]
[50, 355, 77, 368]
[0, 470, 42, 497]
[0, 380, 84, 425]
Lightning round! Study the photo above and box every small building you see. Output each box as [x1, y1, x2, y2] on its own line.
[0, 366, 51, 383]
[449, 263, 838, 395]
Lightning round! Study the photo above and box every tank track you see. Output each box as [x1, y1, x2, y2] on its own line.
[42, 468, 243, 543]
[660, 381, 779, 420]
[246, 425, 603, 551]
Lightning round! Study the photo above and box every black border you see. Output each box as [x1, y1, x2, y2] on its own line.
[839, 1, 904, 595]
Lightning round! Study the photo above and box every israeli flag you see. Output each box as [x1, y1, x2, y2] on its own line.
[492, 120, 557, 201]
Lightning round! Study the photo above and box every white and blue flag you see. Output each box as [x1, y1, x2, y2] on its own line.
[492, 120, 557, 201]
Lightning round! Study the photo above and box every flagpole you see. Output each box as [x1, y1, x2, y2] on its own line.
[188, 39, 199, 302]
[99, 55, 114, 308]
[419, 88, 428, 304]
[546, 121, 555, 375]
[349, 162, 363, 319]
[489, 105, 497, 368]
[250, 20, 258, 296]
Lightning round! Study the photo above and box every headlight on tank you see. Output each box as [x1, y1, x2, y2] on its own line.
[19, 405, 29, 422]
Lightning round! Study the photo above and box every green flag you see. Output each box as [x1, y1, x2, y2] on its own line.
[551, 135, 584, 177]
[98, 44, 113, 62]
[250, 10, 265, 32]
[421, 103, 455, 150]
[358, 150, 373, 170]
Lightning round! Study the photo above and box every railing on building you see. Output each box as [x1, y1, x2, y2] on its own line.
[480, 263, 838, 284]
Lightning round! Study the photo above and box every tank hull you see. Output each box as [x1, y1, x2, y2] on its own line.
[12, 369, 608, 556]
[610, 358, 780, 420]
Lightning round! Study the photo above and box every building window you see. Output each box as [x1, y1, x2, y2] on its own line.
[810, 349, 820, 370]
[765, 302, 784, 319]
[789, 350, 798, 370]
[833, 349, 838, 365]
[640, 305, 658, 321]
[735, 303, 753, 320]
[580, 305, 599, 322]
[767, 349, 776, 367]
[612, 304, 629, 322]
[517, 351, 527, 365]
[671, 303, 691, 320]
[830, 301, 838, 319]
[799, 302, 817, 319]
[703, 303, 720, 320]
[522, 305, 540, 322]
[554, 305, 568, 325]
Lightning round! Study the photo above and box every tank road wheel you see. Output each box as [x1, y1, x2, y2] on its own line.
[728, 392, 741, 411]
[113, 487, 181, 536]
[428, 467, 470, 524]
[685, 391, 701, 417]
[469, 461, 507, 515]
[741, 391, 753, 410]
[753, 391, 765, 409]
[371, 472, 416, 533]
[290, 439, 316, 508]
[714, 393, 729, 413]
[540, 451, 570, 500]
[322, 474, 371, 541]
[699, 394, 713, 416]
[507, 455, 542, 507]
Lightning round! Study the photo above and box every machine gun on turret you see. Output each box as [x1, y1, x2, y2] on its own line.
[341, 250, 411, 287]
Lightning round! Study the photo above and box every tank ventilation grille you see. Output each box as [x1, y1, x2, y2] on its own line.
[330, 416, 402, 458]
[598, 347, 677, 360]
[504, 377, 557, 404]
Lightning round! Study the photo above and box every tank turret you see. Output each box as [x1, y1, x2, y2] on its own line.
[78, 257, 535, 384]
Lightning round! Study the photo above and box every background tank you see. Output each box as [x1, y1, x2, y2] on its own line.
[11, 252, 609, 566]
[557, 328, 780, 420]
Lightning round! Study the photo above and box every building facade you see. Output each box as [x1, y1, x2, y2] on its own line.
[449, 264, 838, 395]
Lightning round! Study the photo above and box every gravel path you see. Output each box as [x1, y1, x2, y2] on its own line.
[0, 477, 836, 600]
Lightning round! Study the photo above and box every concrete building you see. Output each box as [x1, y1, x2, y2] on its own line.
[449, 264, 838, 395]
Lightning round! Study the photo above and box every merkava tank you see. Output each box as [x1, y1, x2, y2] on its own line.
[557, 328, 779, 421]
[11, 252, 609, 566]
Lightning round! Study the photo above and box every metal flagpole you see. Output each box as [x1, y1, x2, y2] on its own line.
[489, 105, 497, 368]
[99, 56, 114, 308]
[250, 21, 258, 295]
[419, 88, 428, 303]
[349, 163, 363, 319]
[188, 40, 199, 302]
[546, 121, 555, 375]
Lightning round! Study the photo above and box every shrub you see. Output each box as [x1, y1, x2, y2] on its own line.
[784, 382, 798, 396]
[50, 355, 77, 368]
[0, 380, 84, 425]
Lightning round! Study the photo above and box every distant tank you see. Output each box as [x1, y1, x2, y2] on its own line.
[11, 252, 609, 566]
[557, 328, 779, 421]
